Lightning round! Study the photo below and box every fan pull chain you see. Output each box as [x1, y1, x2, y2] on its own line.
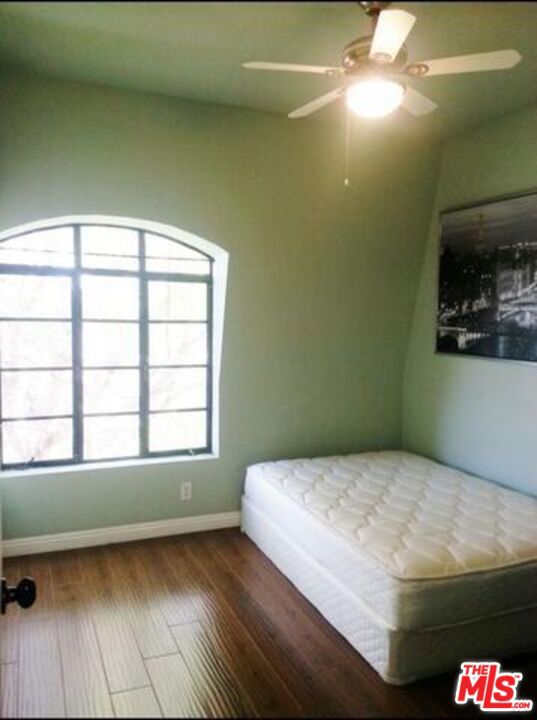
[344, 106, 351, 187]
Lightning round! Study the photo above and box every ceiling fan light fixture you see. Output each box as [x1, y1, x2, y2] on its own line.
[346, 79, 404, 118]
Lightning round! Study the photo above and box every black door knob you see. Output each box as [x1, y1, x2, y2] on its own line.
[1, 576, 37, 614]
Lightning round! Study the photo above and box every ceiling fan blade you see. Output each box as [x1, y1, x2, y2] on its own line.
[242, 61, 341, 76]
[410, 49, 522, 77]
[369, 9, 416, 63]
[288, 88, 344, 119]
[401, 86, 438, 116]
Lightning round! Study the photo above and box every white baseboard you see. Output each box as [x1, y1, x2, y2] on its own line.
[2, 511, 241, 558]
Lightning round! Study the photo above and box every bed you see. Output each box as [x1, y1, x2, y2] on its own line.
[241, 450, 537, 684]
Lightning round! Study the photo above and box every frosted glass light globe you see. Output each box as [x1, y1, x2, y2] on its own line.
[346, 80, 405, 119]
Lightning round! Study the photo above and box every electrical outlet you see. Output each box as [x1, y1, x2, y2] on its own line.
[180, 481, 192, 501]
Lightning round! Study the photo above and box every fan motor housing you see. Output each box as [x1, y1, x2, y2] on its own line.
[358, 1, 391, 16]
[341, 35, 408, 74]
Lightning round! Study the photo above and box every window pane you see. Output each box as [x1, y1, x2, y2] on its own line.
[81, 275, 139, 320]
[150, 368, 206, 411]
[1, 370, 72, 418]
[149, 410, 207, 452]
[83, 322, 139, 367]
[0, 321, 71, 368]
[81, 226, 139, 271]
[2, 418, 72, 464]
[0, 274, 71, 318]
[83, 369, 139, 414]
[148, 282, 206, 321]
[149, 323, 207, 365]
[84, 414, 139, 460]
[145, 233, 206, 261]
[0, 227, 74, 268]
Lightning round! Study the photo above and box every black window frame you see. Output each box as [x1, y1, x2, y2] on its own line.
[0, 222, 214, 470]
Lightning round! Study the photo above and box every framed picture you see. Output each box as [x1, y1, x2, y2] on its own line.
[436, 190, 537, 362]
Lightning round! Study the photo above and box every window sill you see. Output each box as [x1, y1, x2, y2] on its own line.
[0, 452, 219, 480]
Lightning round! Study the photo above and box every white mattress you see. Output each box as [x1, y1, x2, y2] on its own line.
[243, 451, 537, 630]
[241, 496, 537, 684]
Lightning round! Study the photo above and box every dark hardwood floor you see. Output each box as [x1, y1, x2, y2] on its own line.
[1, 528, 535, 718]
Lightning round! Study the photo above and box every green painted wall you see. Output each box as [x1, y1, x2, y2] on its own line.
[0, 72, 440, 539]
[403, 103, 537, 497]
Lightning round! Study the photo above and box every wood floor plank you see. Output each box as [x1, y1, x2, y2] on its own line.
[7, 553, 65, 718]
[172, 622, 256, 718]
[136, 539, 211, 626]
[209, 610, 302, 717]
[145, 653, 205, 718]
[0, 560, 23, 664]
[1, 663, 18, 719]
[52, 581, 113, 718]
[88, 598, 150, 694]
[102, 545, 177, 659]
[79, 550, 150, 693]
[17, 619, 65, 718]
[178, 533, 339, 716]
[112, 686, 162, 718]
[48, 550, 83, 589]
[174, 535, 315, 718]
[0, 615, 19, 665]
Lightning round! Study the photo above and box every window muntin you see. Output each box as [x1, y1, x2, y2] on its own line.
[0, 222, 214, 469]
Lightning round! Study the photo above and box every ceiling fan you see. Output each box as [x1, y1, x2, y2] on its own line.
[242, 1, 522, 120]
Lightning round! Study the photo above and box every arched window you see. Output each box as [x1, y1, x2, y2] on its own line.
[0, 216, 227, 469]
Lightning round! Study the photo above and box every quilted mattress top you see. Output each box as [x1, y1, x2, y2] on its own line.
[246, 451, 537, 580]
